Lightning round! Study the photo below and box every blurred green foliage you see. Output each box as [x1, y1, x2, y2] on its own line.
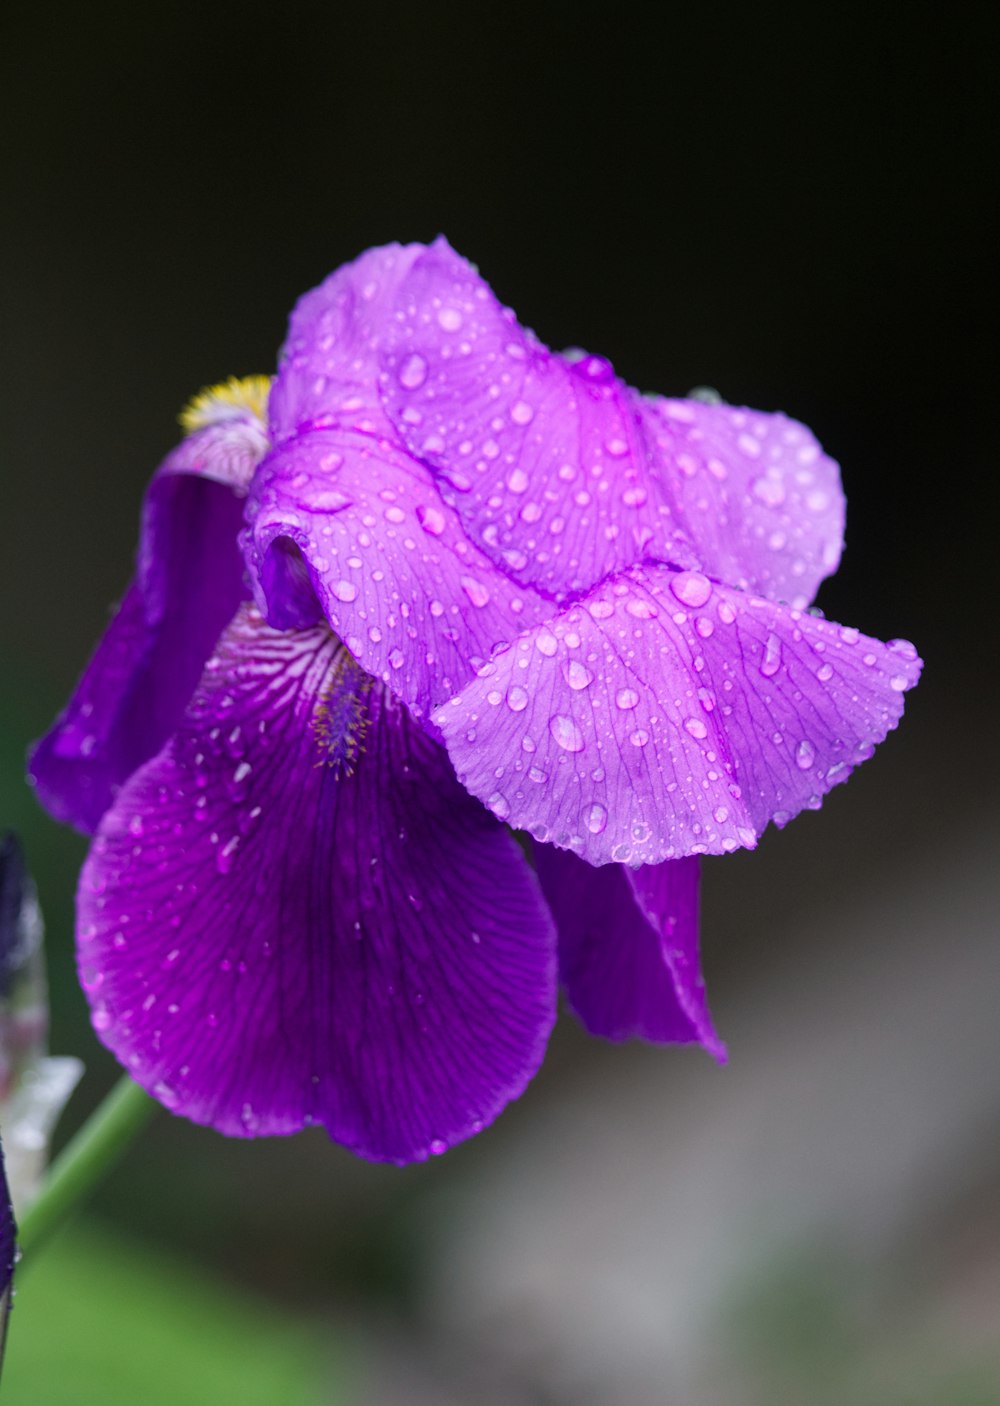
[3, 1222, 339, 1405]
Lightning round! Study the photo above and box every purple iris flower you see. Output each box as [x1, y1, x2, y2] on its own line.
[29, 240, 921, 1163]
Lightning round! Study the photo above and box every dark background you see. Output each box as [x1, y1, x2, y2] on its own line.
[1, 4, 996, 1402]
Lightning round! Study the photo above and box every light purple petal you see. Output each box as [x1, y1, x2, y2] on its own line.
[243, 429, 548, 719]
[30, 471, 248, 833]
[434, 566, 922, 865]
[379, 237, 701, 599]
[641, 397, 844, 607]
[535, 846, 724, 1059]
[77, 606, 557, 1163]
[268, 242, 426, 442]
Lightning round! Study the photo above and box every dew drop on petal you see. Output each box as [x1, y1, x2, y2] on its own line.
[670, 572, 713, 608]
[416, 503, 447, 536]
[760, 633, 782, 677]
[684, 718, 708, 739]
[562, 659, 593, 690]
[796, 739, 816, 770]
[615, 687, 639, 710]
[398, 354, 428, 389]
[549, 714, 585, 752]
[506, 685, 529, 712]
[584, 802, 608, 834]
[461, 576, 491, 608]
[332, 579, 358, 603]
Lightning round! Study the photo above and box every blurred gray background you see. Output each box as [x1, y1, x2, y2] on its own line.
[1, 3, 997, 1402]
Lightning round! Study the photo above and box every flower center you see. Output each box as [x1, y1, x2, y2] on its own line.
[179, 374, 272, 433]
[311, 646, 373, 776]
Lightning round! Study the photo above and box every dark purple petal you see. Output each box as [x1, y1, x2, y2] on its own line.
[244, 429, 549, 720]
[379, 238, 701, 599]
[0, 1134, 14, 1369]
[434, 566, 922, 865]
[641, 396, 844, 607]
[77, 606, 557, 1163]
[269, 243, 426, 442]
[535, 846, 724, 1059]
[30, 477, 247, 832]
[29, 399, 267, 832]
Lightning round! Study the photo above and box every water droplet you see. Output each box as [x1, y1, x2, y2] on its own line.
[760, 633, 782, 676]
[215, 835, 240, 873]
[629, 728, 650, 747]
[562, 659, 593, 690]
[584, 802, 608, 834]
[795, 739, 816, 770]
[889, 675, 909, 692]
[506, 467, 529, 494]
[625, 598, 657, 619]
[416, 503, 446, 536]
[535, 629, 558, 656]
[510, 400, 534, 424]
[684, 718, 708, 739]
[429, 1138, 448, 1155]
[487, 791, 510, 820]
[615, 687, 639, 710]
[437, 306, 463, 331]
[506, 685, 529, 712]
[398, 353, 428, 390]
[816, 662, 834, 682]
[713, 806, 729, 823]
[388, 647, 405, 669]
[528, 765, 548, 783]
[332, 579, 358, 603]
[550, 714, 585, 752]
[670, 572, 712, 608]
[461, 576, 491, 608]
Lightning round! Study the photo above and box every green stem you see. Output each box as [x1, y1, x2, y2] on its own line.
[17, 1076, 157, 1258]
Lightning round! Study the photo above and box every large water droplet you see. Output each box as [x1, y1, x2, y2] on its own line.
[398, 353, 428, 390]
[461, 576, 491, 608]
[584, 801, 608, 834]
[416, 503, 446, 536]
[684, 718, 708, 739]
[795, 739, 816, 770]
[332, 579, 358, 603]
[760, 633, 782, 676]
[506, 685, 529, 712]
[562, 659, 593, 690]
[615, 687, 639, 710]
[549, 714, 585, 752]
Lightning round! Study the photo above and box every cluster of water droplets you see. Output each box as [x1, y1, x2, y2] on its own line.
[436, 562, 921, 866]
